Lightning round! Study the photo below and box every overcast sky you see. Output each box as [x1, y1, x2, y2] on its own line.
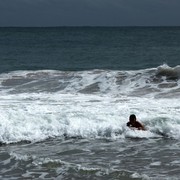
[0, 0, 180, 27]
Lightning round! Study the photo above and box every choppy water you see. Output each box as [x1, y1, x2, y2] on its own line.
[0, 27, 180, 179]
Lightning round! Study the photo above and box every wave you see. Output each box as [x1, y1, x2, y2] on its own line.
[0, 64, 180, 98]
[0, 64, 180, 144]
[0, 93, 179, 144]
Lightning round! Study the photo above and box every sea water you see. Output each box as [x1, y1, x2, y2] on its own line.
[0, 27, 180, 179]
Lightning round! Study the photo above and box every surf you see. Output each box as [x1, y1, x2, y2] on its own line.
[0, 64, 180, 144]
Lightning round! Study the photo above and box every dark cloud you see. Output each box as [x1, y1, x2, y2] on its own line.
[0, 0, 180, 26]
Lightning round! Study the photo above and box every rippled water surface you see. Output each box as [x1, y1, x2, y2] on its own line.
[0, 137, 179, 180]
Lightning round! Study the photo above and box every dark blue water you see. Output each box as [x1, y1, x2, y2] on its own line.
[0, 27, 180, 73]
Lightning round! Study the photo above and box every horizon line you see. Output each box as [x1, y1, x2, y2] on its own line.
[1, 25, 180, 28]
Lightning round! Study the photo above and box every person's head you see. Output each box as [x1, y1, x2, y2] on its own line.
[129, 114, 136, 124]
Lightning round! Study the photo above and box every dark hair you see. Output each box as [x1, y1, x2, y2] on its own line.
[129, 114, 136, 121]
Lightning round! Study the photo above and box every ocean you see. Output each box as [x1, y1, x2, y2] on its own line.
[0, 27, 180, 180]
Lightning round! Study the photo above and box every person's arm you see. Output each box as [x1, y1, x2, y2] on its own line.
[136, 121, 146, 130]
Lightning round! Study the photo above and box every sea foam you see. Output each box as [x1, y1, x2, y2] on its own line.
[0, 65, 180, 144]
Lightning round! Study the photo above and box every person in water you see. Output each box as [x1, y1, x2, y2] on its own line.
[127, 114, 145, 130]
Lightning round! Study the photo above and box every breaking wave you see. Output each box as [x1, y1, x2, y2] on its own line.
[0, 64, 180, 144]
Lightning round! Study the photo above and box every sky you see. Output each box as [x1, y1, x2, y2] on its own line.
[0, 0, 180, 27]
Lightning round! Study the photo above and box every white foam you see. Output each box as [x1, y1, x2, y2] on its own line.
[0, 66, 180, 143]
[150, 161, 162, 166]
[10, 152, 36, 161]
[0, 65, 180, 97]
[131, 172, 150, 180]
[0, 91, 179, 144]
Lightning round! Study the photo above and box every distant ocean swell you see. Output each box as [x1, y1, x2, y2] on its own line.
[0, 64, 180, 144]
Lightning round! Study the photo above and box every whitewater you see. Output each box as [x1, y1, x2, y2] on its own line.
[0, 64, 180, 179]
[0, 64, 180, 143]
